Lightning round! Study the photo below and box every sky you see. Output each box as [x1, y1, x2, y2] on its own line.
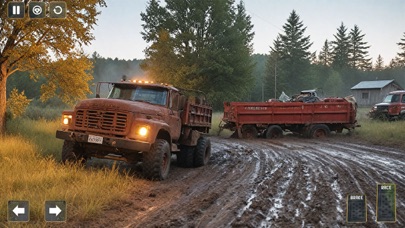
[83, 0, 405, 66]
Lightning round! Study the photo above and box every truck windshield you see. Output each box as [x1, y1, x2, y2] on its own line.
[383, 94, 400, 103]
[108, 85, 168, 106]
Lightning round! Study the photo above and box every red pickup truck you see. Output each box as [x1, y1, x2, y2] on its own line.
[369, 90, 405, 121]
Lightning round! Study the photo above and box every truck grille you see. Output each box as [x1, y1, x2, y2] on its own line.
[74, 109, 129, 135]
[376, 105, 388, 111]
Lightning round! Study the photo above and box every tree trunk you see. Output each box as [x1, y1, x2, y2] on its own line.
[0, 65, 7, 135]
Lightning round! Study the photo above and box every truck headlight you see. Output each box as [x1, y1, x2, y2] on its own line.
[63, 115, 72, 125]
[138, 126, 148, 136]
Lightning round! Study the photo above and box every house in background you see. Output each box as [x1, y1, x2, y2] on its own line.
[351, 80, 403, 106]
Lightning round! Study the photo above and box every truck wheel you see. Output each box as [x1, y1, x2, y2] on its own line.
[265, 125, 283, 139]
[242, 125, 258, 139]
[194, 137, 211, 167]
[62, 140, 86, 164]
[177, 146, 194, 168]
[309, 124, 330, 138]
[143, 139, 171, 180]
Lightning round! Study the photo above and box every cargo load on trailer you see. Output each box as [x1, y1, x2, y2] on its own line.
[220, 94, 358, 139]
[56, 78, 212, 180]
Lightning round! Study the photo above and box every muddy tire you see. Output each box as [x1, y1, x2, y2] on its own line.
[143, 139, 171, 180]
[62, 140, 86, 164]
[309, 124, 330, 138]
[194, 137, 211, 167]
[177, 146, 194, 168]
[265, 125, 283, 139]
[241, 125, 258, 139]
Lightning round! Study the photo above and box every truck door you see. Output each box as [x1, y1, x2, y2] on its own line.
[168, 91, 181, 140]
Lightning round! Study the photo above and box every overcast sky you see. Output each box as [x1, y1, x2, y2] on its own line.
[83, 0, 405, 66]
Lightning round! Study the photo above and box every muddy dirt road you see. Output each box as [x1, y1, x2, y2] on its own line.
[90, 136, 404, 227]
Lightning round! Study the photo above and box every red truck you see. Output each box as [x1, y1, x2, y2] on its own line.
[220, 96, 358, 138]
[369, 90, 405, 120]
[56, 79, 212, 180]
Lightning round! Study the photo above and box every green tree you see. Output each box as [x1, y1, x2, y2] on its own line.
[396, 32, 405, 66]
[0, 0, 106, 134]
[374, 54, 384, 71]
[141, 0, 254, 109]
[318, 39, 333, 66]
[331, 22, 351, 69]
[348, 25, 371, 70]
[267, 10, 312, 94]
[6, 88, 32, 119]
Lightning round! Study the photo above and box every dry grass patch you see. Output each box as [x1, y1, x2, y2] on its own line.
[0, 119, 144, 225]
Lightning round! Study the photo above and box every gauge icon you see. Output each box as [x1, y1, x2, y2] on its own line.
[29, 2, 45, 18]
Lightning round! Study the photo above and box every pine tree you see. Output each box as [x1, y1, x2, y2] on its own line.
[267, 10, 312, 94]
[318, 39, 333, 66]
[374, 54, 384, 71]
[396, 32, 405, 66]
[349, 25, 371, 70]
[331, 22, 351, 69]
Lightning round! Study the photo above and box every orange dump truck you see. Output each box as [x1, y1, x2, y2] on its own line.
[56, 80, 212, 180]
[220, 97, 358, 139]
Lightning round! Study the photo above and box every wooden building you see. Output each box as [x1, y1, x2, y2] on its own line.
[351, 80, 403, 106]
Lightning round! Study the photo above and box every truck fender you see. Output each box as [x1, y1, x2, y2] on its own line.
[143, 120, 172, 145]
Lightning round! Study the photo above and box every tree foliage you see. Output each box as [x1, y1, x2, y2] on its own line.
[374, 54, 384, 71]
[140, 0, 254, 109]
[331, 23, 350, 69]
[0, 0, 106, 134]
[318, 40, 333, 66]
[266, 10, 312, 95]
[6, 88, 31, 119]
[396, 32, 405, 66]
[348, 25, 371, 70]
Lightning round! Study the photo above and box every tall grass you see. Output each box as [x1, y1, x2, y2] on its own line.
[354, 107, 405, 149]
[7, 118, 63, 159]
[1, 118, 141, 224]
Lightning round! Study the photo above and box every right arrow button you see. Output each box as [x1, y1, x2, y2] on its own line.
[45, 201, 66, 222]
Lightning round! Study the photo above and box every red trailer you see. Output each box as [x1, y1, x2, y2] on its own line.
[220, 97, 358, 139]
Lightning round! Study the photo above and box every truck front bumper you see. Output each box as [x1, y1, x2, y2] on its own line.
[56, 130, 151, 152]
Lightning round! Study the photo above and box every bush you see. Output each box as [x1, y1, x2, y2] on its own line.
[6, 88, 32, 119]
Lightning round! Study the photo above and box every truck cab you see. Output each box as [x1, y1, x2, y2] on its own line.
[56, 80, 212, 180]
[369, 90, 405, 120]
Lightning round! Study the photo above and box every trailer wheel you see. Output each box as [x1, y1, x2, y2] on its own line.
[177, 146, 194, 168]
[242, 125, 258, 139]
[309, 124, 330, 138]
[143, 139, 171, 180]
[62, 140, 86, 164]
[194, 137, 211, 167]
[265, 125, 283, 139]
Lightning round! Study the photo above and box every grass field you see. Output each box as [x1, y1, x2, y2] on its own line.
[353, 107, 405, 149]
[0, 118, 139, 225]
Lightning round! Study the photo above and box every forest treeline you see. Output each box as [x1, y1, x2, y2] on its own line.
[6, 3, 405, 112]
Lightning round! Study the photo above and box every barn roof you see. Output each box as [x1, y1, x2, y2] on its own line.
[351, 80, 395, 90]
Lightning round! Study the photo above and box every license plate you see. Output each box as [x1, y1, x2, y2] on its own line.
[88, 135, 103, 144]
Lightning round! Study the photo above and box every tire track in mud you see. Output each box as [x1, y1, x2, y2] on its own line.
[83, 136, 404, 227]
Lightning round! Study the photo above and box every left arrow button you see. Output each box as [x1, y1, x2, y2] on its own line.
[8, 201, 29, 222]
[13, 205, 25, 216]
